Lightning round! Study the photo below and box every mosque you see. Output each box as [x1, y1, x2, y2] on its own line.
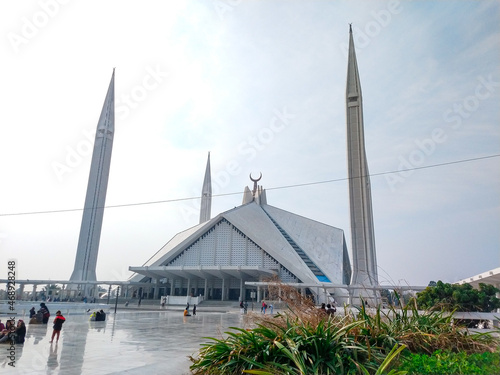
[128, 168, 352, 303]
[126, 25, 378, 305]
[53, 26, 379, 305]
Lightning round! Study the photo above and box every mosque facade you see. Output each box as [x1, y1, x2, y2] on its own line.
[129, 175, 352, 302]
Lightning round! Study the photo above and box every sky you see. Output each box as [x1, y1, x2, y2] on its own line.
[0, 0, 499, 288]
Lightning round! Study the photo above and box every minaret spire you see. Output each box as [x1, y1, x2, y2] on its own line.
[345, 26, 379, 290]
[70, 70, 115, 295]
[199, 152, 212, 223]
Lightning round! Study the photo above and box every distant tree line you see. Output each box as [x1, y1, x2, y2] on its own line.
[417, 281, 500, 312]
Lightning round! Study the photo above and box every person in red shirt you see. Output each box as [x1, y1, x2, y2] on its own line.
[49, 311, 66, 343]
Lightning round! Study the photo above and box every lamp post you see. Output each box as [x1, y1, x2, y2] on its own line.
[107, 285, 111, 305]
[114, 286, 120, 314]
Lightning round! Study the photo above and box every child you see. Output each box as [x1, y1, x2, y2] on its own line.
[49, 311, 66, 343]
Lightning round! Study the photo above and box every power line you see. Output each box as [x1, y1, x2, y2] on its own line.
[1, 153, 499, 217]
[266, 153, 500, 191]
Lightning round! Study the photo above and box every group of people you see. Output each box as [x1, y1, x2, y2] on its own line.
[89, 310, 107, 321]
[261, 301, 273, 314]
[29, 302, 51, 324]
[0, 303, 66, 345]
[28, 303, 66, 343]
[184, 303, 196, 316]
[0, 319, 26, 344]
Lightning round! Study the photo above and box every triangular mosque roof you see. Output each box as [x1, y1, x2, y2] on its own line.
[130, 201, 350, 285]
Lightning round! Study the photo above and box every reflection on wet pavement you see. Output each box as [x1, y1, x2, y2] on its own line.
[1, 310, 251, 375]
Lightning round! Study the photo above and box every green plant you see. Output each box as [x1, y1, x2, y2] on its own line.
[190, 316, 384, 375]
[397, 350, 500, 374]
[248, 342, 408, 375]
[189, 280, 500, 374]
[353, 296, 499, 355]
[372, 344, 408, 375]
[188, 327, 275, 375]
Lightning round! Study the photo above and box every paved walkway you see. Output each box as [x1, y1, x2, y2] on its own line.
[1, 309, 258, 375]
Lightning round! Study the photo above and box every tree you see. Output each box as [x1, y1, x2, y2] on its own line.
[417, 281, 500, 312]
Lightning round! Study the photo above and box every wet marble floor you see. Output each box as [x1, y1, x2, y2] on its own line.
[1, 310, 254, 375]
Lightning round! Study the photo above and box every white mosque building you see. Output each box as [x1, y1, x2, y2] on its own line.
[127, 26, 378, 305]
[129, 169, 352, 303]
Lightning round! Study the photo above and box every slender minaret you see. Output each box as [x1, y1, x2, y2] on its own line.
[346, 25, 379, 288]
[199, 152, 212, 223]
[70, 70, 115, 291]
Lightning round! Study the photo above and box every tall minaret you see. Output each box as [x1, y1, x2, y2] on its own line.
[70, 70, 115, 291]
[199, 152, 212, 223]
[346, 25, 379, 289]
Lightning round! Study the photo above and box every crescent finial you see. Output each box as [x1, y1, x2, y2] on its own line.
[249, 172, 262, 197]
[249, 172, 262, 182]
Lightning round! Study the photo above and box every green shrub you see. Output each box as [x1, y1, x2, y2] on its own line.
[398, 350, 500, 375]
[417, 281, 500, 312]
[189, 281, 500, 374]
[189, 316, 385, 375]
[354, 298, 499, 355]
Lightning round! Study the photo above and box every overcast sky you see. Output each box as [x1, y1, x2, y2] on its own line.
[0, 0, 498, 288]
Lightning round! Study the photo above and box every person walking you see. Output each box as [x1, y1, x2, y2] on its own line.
[49, 311, 66, 343]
